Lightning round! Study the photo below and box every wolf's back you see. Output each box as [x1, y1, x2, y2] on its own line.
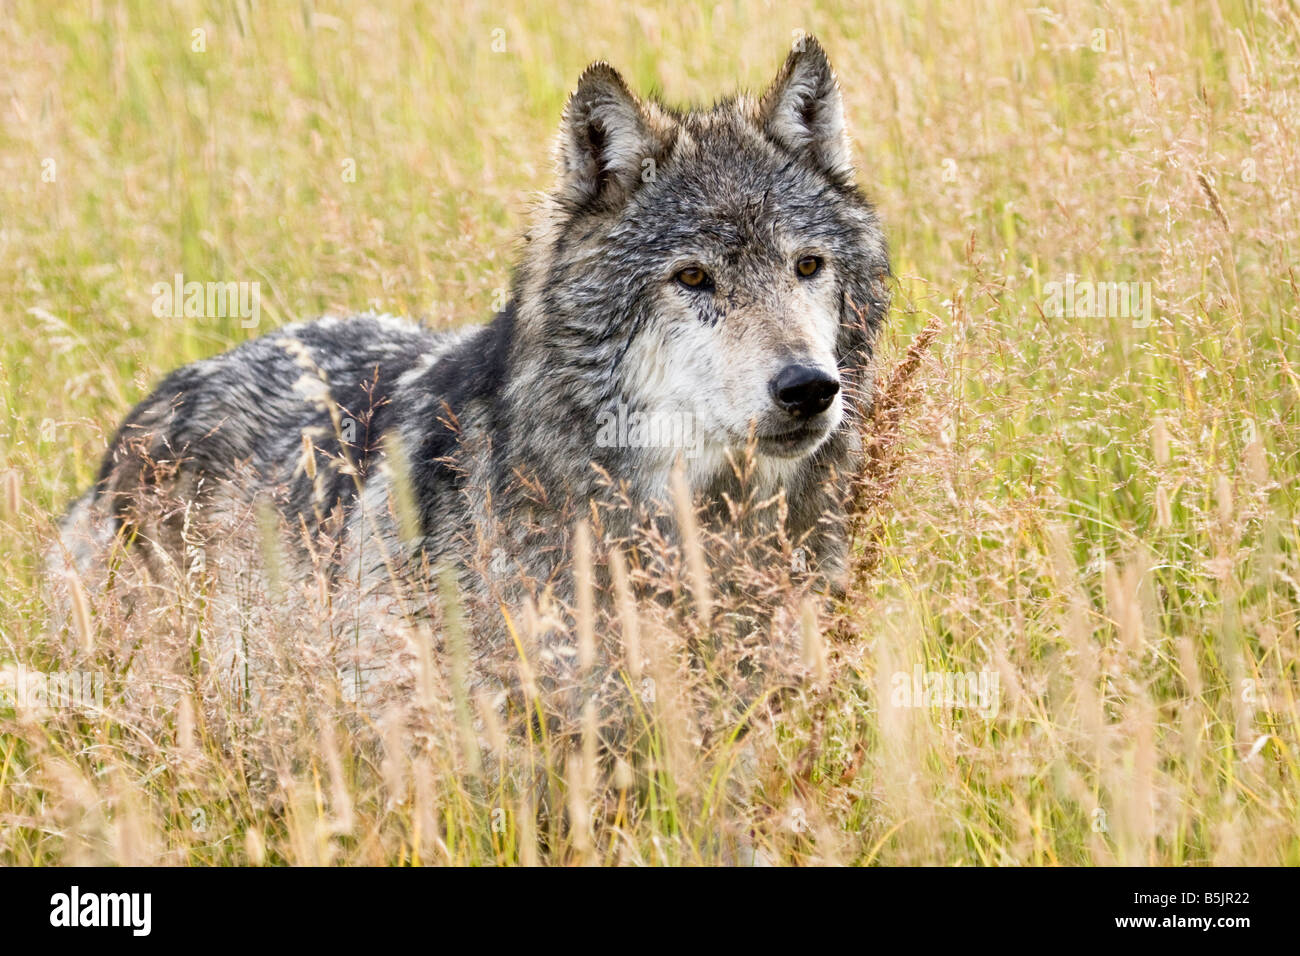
[48, 314, 457, 583]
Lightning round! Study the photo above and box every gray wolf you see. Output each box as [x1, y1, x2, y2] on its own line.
[50, 38, 890, 707]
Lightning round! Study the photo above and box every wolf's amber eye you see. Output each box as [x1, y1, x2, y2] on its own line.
[796, 256, 823, 278]
[675, 266, 710, 289]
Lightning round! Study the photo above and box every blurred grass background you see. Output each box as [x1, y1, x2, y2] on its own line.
[1, 0, 1299, 864]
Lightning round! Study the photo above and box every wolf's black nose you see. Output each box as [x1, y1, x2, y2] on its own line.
[771, 365, 840, 418]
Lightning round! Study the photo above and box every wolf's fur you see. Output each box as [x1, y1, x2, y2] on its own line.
[50, 39, 890, 707]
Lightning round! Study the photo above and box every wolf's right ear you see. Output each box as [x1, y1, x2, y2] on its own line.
[558, 63, 662, 208]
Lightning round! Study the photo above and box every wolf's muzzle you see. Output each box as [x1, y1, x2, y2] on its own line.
[770, 364, 840, 419]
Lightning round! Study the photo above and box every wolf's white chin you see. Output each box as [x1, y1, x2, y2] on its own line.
[756, 425, 833, 460]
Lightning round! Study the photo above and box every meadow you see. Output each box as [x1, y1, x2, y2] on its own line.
[1, 0, 1298, 865]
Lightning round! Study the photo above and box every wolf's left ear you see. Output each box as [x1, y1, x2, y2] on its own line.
[558, 63, 663, 208]
[758, 37, 853, 184]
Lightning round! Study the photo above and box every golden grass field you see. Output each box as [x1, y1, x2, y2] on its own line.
[1, 0, 1298, 865]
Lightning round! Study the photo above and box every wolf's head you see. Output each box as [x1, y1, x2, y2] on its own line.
[509, 38, 890, 500]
